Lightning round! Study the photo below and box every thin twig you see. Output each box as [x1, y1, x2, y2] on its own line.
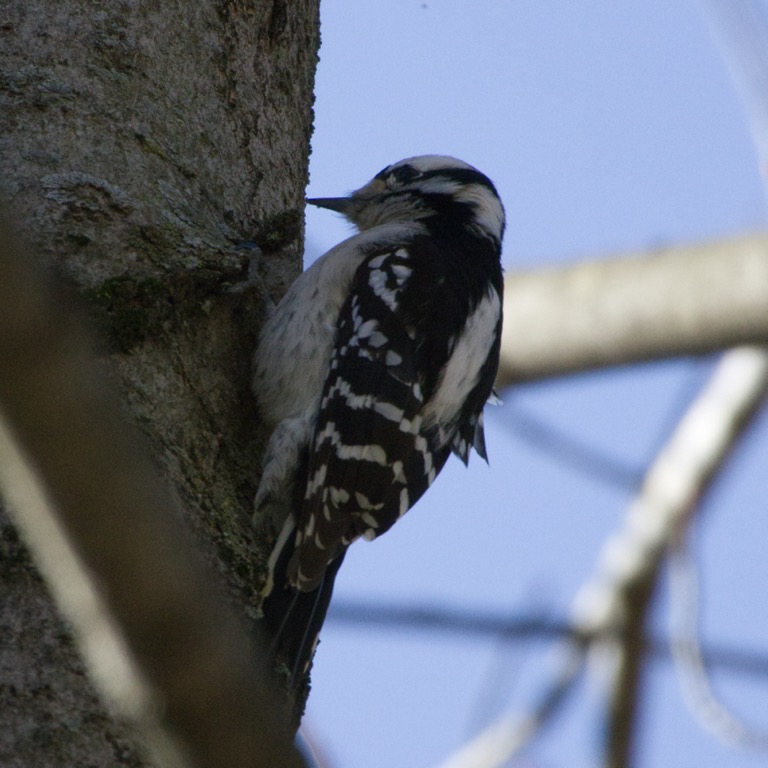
[669, 539, 768, 751]
[328, 600, 768, 679]
[434, 644, 586, 768]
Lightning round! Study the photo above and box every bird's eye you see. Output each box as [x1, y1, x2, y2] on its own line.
[377, 164, 423, 190]
[384, 166, 422, 189]
[392, 165, 421, 185]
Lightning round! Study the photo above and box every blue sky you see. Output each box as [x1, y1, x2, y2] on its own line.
[299, 2, 768, 767]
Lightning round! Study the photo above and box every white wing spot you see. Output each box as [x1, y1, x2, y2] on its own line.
[359, 512, 380, 530]
[374, 401, 405, 423]
[355, 492, 384, 511]
[356, 319, 378, 339]
[334, 442, 388, 465]
[368, 330, 389, 347]
[305, 463, 328, 498]
[391, 263, 412, 284]
[368, 267, 398, 312]
[329, 486, 350, 506]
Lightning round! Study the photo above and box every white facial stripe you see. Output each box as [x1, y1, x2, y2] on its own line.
[413, 177, 463, 196]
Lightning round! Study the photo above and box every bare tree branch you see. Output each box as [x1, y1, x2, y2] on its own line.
[434, 644, 585, 768]
[328, 601, 768, 680]
[701, 0, 768, 174]
[0, 222, 305, 768]
[663, 0, 768, 752]
[499, 233, 768, 384]
[433, 347, 768, 768]
[570, 346, 768, 768]
[669, 538, 768, 751]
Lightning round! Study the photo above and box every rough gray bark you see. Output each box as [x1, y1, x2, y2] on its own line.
[0, 222, 306, 767]
[0, 0, 319, 763]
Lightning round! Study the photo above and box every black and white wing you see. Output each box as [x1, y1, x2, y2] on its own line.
[287, 247, 452, 591]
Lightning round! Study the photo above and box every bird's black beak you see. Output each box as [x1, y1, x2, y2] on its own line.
[306, 196, 355, 214]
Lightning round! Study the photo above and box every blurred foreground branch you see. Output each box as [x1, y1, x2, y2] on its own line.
[0, 222, 304, 768]
[500, 232, 768, 384]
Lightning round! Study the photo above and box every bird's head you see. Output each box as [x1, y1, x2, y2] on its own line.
[308, 155, 505, 247]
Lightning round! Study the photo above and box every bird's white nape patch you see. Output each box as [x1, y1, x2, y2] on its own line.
[455, 185, 505, 243]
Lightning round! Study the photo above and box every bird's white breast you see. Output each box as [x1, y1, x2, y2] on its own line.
[253, 222, 425, 426]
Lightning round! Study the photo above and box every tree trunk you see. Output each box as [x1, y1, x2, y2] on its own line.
[0, 1, 319, 763]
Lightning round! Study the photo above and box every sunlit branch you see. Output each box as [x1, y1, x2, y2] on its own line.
[499, 233, 768, 384]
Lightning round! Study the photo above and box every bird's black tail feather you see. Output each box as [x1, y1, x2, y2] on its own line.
[260, 532, 346, 685]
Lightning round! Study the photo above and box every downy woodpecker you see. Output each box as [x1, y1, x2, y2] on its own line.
[254, 155, 505, 681]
